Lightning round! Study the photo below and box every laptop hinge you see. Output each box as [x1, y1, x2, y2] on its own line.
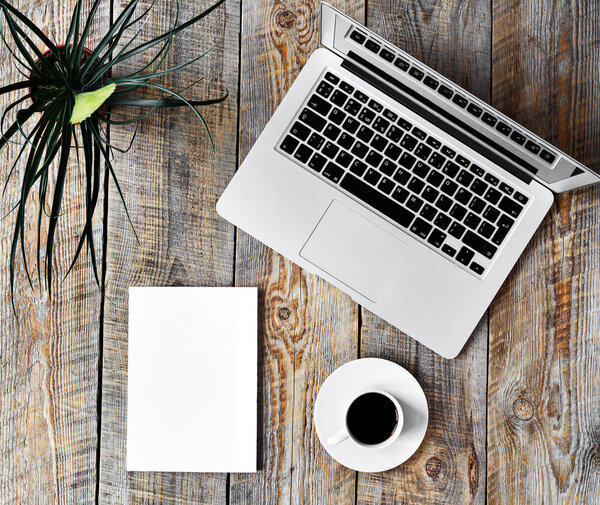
[341, 53, 534, 185]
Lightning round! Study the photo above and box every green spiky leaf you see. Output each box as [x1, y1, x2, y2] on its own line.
[70, 83, 116, 124]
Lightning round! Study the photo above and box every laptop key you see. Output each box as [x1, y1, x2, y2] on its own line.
[308, 153, 327, 172]
[322, 142, 339, 158]
[407, 195, 424, 212]
[383, 109, 398, 122]
[399, 152, 417, 169]
[470, 164, 485, 177]
[449, 222, 466, 239]
[365, 40, 381, 53]
[441, 146, 456, 158]
[429, 152, 446, 169]
[470, 262, 484, 275]
[368, 99, 383, 112]
[335, 151, 353, 168]
[456, 170, 474, 187]
[307, 132, 325, 150]
[408, 177, 425, 194]
[373, 117, 390, 133]
[442, 244, 457, 257]
[498, 196, 523, 218]
[428, 229, 446, 247]
[412, 127, 427, 140]
[330, 90, 348, 107]
[434, 213, 451, 230]
[514, 191, 529, 204]
[539, 149, 556, 163]
[358, 108, 376, 124]
[410, 217, 432, 239]
[280, 135, 299, 154]
[484, 173, 499, 186]
[441, 179, 458, 196]
[455, 188, 472, 205]
[323, 124, 341, 141]
[525, 140, 540, 154]
[392, 186, 409, 203]
[471, 178, 488, 196]
[463, 230, 497, 259]
[452, 94, 468, 108]
[483, 205, 500, 223]
[329, 108, 346, 125]
[496, 121, 512, 135]
[427, 170, 444, 187]
[413, 161, 430, 178]
[338, 132, 354, 149]
[409, 67, 425, 80]
[426, 137, 441, 149]
[350, 160, 367, 176]
[378, 177, 395, 194]
[455, 155, 470, 168]
[290, 121, 311, 141]
[308, 94, 332, 115]
[484, 187, 502, 205]
[324, 72, 339, 84]
[424, 76, 439, 89]
[364, 168, 381, 185]
[398, 118, 412, 130]
[464, 212, 481, 230]
[322, 162, 345, 183]
[294, 144, 313, 163]
[442, 161, 460, 178]
[436, 194, 453, 212]
[350, 30, 366, 44]
[357, 125, 375, 142]
[438, 85, 453, 98]
[340, 173, 415, 228]
[449, 203, 467, 220]
[340, 81, 354, 94]
[499, 182, 514, 195]
[414, 143, 433, 161]
[482, 112, 497, 126]
[422, 186, 439, 203]
[478, 221, 495, 239]
[344, 98, 362, 115]
[384, 144, 402, 161]
[299, 108, 326, 131]
[370, 134, 388, 152]
[365, 150, 383, 168]
[456, 246, 475, 265]
[380, 159, 397, 176]
[467, 103, 483, 117]
[351, 141, 369, 158]
[400, 134, 418, 151]
[393, 168, 411, 185]
[354, 90, 368, 103]
[510, 131, 526, 145]
[469, 196, 486, 213]
[491, 215, 514, 245]
[380, 48, 395, 62]
[394, 57, 410, 71]
[386, 125, 403, 142]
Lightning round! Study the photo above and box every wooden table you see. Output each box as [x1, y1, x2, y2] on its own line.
[1, 0, 599, 503]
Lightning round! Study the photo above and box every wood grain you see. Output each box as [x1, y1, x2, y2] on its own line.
[488, 1, 600, 503]
[229, 2, 364, 505]
[0, 1, 108, 504]
[97, 0, 239, 503]
[357, 1, 491, 504]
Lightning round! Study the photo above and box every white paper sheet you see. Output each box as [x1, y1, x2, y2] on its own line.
[127, 287, 257, 472]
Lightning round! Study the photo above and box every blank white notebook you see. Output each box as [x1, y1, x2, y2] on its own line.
[127, 286, 257, 472]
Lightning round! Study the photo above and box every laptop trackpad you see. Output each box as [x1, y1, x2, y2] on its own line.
[299, 200, 410, 302]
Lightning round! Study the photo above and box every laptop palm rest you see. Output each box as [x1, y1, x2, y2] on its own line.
[299, 200, 410, 302]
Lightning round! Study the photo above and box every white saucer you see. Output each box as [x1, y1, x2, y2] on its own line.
[314, 358, 428, 473]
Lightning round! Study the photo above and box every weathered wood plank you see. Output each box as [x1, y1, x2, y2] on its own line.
[0, 1, 108, 504]
[488, 1, 600, 503]
[229, 2, 364, 504]
[357, 1, 490, 503]
[98, 0, 239, 503]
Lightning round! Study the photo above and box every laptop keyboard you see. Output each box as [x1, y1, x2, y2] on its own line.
[277, 71, 531, 277]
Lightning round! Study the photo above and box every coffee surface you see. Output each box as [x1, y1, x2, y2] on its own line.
[346, 392, 398, 445]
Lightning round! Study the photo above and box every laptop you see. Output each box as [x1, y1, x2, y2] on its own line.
[217, 3, 599, 358]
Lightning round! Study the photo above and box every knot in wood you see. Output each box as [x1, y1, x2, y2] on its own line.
[278, 306, 292, 320]
[276, 9, 296, 29]
[425, 456, 443, 479]
[512, 397, 534, 421]
[592, 445, 600, 466]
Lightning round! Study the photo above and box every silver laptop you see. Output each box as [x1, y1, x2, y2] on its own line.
[217, 3, 599, 358]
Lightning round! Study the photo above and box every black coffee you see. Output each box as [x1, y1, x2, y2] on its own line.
[346, 392, 398, 445]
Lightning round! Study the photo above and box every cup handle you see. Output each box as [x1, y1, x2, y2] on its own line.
[326, 428, 349, 446]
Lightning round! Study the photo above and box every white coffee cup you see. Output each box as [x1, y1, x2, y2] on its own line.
[326, 390, 404, 449]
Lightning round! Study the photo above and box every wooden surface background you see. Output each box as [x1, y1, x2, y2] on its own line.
[1, 0, 599, 504]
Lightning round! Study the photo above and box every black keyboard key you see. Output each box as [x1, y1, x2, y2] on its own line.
[407, 195, 424, 212]
[414, 143, 433, 161]
[338, 132, 354, 149]
[455, 155, 470, 168]
[449, 203, 467, 220]
[350, 30, 366, 44]
[411, 128, 426, 141]
[380, 159, 397, 176]
[409, 67, 424, 80]
[525, 140, 540, 154]
[373, 117, 390, 133]
[456, 170, 474, 187]
[350, 160, 367, 176]
[308, 94, 332, 115]
[358, 107, 376, 125]
[366, 150, 383, 168]
[482, 112, 497, 126]
[471, 178, 488, 196]
[422, 186, 439, 203]
[408, 176, 425, 194]
[470, 262, 484, 275]
[496, 121, 512, 135]
[316, 81, 334, 98]
[442, 161, 460, 178]
[364, 168, 381, 185]
[498, 196, 523, 218]
[514, 191, 529, 204]
[456, 246, 475, 265]
[510, 131, 526, 145]
[323, 124, 341, 141]
[340, 173, 415, 228]
[428, 229, 446, 248]
[386, 125, 403, 143]
[442, 244, 456, 257]
[370, 134, 388, 152]
[484, 187, 502, 205]
[413, 161, 430, 178]
[463, 230, 497, 259]
[499, 182, 514, 195]
[438, 85, 453, 98]
[383, 109, 398, 122]
[365, 39, 381, 53]
[398, 118, 413, 130]
[329, 107, 346, 125]
[539, 149, 556, 163]
[469, 164, 485, 177]
[469, 196, 486, 214]
[392, 186, 409, 204]
[483, 205, 500, 223]
[307, 132, 325, 149]
[400, 134, 418, 151]
[335, 151, 353, 168]
[384, 144, 402, 161]
[491, 215, 514, 245]
[354, 90, 368, 103]
[478, 221, 495, 239]
[299, 108, 326, 131]
[340, 81, 354, 94]
[434, 213, 451, 230]
[393, 168, 411, 185]
[357, 125, 375, 142]
[394, 57, 410, 71]
[351, 140, 369, 158]
[344, 98, 362, 115]
[467, 103, 483, 117]
[449, 222, 466, 239]
[290, 121, 311, 141]
[378, 177, 395, 194]
[423, 76, 439, 89]
[399, 152, 417, 169]
[280, 135, 299, 154]
[455, 187, 472, 205]
[441, 146, 456, 158]
[452, 94, 468, 108]
[426, 137, 441, 149]
[308, 153, 327, 172]
[322, 162, 345, 183]
[331, 90, 348, 107]
[380, 48, 395, 62]
[324, 72, 339, 84]
[368, 99, 383, 112]
[427, 170, 444, 187]
[429, 152, 446, 169]
[322, 141, 339, 158]
[464, 212, 481, 229]
[294, 144, 313, 163]
[410, 217, 431, 239]
[484, 173, 499, 186]
[436, 194, 453, 212]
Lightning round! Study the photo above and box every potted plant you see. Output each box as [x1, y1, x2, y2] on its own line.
[0, 0, 226, 300]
